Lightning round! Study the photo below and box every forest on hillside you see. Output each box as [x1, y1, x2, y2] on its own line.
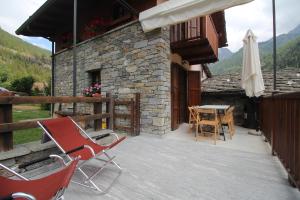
[0, 27, 51, 91]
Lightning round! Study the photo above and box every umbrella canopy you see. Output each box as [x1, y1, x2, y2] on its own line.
[241, 29, 265, 97]
[139, 0, 254, 32]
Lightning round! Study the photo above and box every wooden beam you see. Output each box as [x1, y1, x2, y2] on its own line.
[0, 114, 111, 133]
[171, 37, 207, 49]
[114, 126, 132, 132]
[115, 100, 132, 105]
[94, 98, 102, 131]
[0, 96, 110, 105]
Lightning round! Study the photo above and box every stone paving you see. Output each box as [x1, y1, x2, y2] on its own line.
[63, 125, 300, 200]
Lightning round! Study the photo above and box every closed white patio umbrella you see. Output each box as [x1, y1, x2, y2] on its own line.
[139, 0, 254, 32]
[241, 29, 265, 97]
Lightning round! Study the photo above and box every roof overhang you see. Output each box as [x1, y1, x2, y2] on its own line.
[16, 0, 73, 41]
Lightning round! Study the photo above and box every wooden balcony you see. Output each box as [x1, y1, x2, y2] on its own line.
[170, 16, 219, 65]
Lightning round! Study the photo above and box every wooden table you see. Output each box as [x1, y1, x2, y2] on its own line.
[197, 105, 230, 140]
[198, 105, 230, 111]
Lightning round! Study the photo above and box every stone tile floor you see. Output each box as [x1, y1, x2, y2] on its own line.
[61, 124, 300, 200]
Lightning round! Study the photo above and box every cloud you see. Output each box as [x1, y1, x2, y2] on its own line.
[0, 0, 50, 50]
[0, 0, 46, 34]
[226, 0, 300, 52]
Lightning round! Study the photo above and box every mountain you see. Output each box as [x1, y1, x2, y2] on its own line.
[0, 27, 51, 89]
[218, 48, 233, 61]
[210, 24, 300, 74]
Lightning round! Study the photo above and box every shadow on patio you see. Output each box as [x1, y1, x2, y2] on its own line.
[63, 125, 300, 200]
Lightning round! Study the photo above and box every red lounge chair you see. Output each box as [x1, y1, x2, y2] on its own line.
[37, 117, 126, 192]
[0, 155, 79, 200]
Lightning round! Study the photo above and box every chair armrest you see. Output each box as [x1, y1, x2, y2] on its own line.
[12, 192, 36, 200]
[83, 145, 96, 157]
[49, 155, 67, 166]
[109, 132, 120, 140]
[65, 145, 95, 157]
[94, 133, 111, 141]
[94, 132, 120, 144]
[65, 146, 85, 155]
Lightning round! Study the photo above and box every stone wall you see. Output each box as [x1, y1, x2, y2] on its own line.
[54, 21, 171, 135]
[201, 93, 251, 126]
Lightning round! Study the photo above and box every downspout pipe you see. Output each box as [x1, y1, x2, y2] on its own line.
[51, 41, 55, 116]
[73, 0, 77, 113]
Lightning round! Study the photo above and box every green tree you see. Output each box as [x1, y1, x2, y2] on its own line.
[11, 76, 35, 95]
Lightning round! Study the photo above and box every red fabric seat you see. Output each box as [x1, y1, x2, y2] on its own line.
[38, 117, 126, 192]
[0, 159, 78, 200]
[41, 117, 125, 160]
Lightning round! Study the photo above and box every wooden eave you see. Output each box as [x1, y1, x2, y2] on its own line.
[15, 0, 73, 41]
[16, 0, 157, 41]
[211, 11, 227, 47]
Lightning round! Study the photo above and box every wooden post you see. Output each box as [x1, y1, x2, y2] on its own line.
[130, 98, 134, 136]
[106, 93, 114, 130]
[135, 93, 140, 136]
[271, 96, 275, 156]
[0, 104, 13, 151]
[93, 96, 102, 131]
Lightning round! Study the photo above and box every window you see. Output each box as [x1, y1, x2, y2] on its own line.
[89, 70, 101, 85]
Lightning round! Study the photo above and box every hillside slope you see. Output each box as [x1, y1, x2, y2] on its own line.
[0, 27, 51, 89]
[210, 24, 300, 74]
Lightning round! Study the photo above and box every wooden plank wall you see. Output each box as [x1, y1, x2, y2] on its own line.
[260, 92, 300, 190]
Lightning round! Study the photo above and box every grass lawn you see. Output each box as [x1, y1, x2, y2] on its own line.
[13, 105, 51, 145]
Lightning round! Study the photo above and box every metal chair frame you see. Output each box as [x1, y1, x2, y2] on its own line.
[37, 117, 123, 193]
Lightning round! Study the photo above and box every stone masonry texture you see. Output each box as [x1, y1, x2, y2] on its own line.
[54, 22, 171, 135]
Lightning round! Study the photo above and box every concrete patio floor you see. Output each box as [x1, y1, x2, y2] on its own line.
[62, 124, 300, 200]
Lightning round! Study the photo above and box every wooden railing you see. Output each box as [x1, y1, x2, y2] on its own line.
[170, 17, 204, 43]
[260, 92, 300, 189]
[114, 93, 140, 136]
[205, 16, 219, 58]
[170, 15, 219, 56]
[0, 93, 141, 152]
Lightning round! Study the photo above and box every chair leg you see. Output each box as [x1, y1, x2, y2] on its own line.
[214, 126, 217, 145]
[232, 120, 235, 135]
[72, 151, 122, 193]
[195, 123, 199, 140]
[200, 124, 203, 137]
[188, 114, 191, 128]
[228, 122, 233, 140]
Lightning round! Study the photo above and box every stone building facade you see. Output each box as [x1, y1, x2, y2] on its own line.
[54, 21, 171, 135]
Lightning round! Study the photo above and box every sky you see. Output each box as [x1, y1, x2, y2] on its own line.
[0, 0, 299, 52]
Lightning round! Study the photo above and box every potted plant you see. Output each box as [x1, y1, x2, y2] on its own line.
[82, 83, 101, 97]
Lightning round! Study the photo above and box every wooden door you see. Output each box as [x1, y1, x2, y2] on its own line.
[179, 69, 187, 123]
[188, 71, 201, 106]
[171, 64, 180, 130]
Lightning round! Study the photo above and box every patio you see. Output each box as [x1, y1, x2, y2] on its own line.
[60, 125, 300, 200]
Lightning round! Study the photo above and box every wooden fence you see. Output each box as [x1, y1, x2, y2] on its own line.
[260, 92, 300, 189]
[114, 93, 140, 136]
[0, 93, 141, 152]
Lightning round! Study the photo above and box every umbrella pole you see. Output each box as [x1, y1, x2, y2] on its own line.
[272, 0, 277, 91]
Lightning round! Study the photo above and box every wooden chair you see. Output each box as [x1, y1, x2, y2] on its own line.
[188, 106, 197, 128]
[196, 108, 220, 145]
[221, 106, 235, 139]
